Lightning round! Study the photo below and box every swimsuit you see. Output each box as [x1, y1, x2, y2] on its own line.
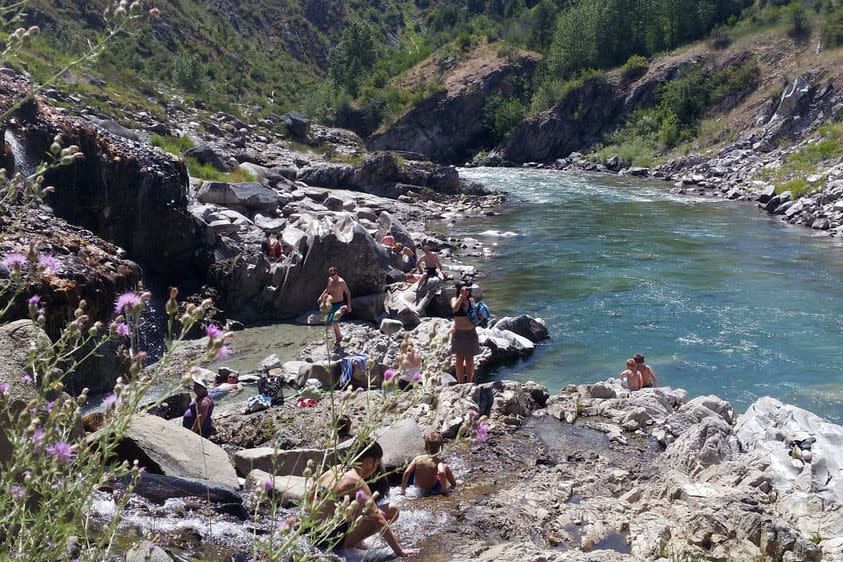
[316, 521, 350, 551]
[326, 300, 346, 325]
[425, 267, 438, 277]
[182, 396, 215, 436]
[408, 469, 442, 496]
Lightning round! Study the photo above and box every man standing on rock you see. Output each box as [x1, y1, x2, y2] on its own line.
[633, 353, 658, 387]
[319, 266, 352, 344]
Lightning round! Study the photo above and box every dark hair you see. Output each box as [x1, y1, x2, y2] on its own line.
[633, 353, 645, 363]
[358, 440, 383, 461]
[337, 415, 351, 436]
[425, 432, 443, 454]
[328, 265, 337, 274]
[214, 373, 227, 385]
[264, 231, 271, 237]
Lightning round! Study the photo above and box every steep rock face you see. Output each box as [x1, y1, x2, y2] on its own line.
[0, 71, 209, 277]
[208, 215, 388, 321]
[367, 50, 540, 164]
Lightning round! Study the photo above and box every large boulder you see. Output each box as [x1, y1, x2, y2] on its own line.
[209, 215, 389, 321]
[197, 181, 283, 214]
[376, 419, 425, 471]
[233, 447, 328, 477]
[108, 414, 239, 488]
[244, 469, 307, 506]
[662, 417, 740, 476]
[736, 396, 843, 506]
[185, 144, 234, 171]
[125, 540, 172, 562]
[493, 315, 549, 342]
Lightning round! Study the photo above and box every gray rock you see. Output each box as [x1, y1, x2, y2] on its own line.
[125, 540, 172, 562]
[185, 144, 234, 171]
[349, 293, 386, 322]
[493, 315, 549, 342]
[233, 447, 328, 477]
[662, 417, 739, 475]
[376, 419, 425, 471]
[260, 354, 283, 371]
[107, 414, 239, 488]
[197, 181, 282, 213]
[379, 318, 404, 336]
[245, 469, 307, 506]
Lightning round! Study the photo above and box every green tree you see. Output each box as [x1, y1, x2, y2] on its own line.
[328, 22, 380, 98]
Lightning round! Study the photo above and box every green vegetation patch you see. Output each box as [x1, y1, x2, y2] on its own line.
[186, 157, 254, 183]
[150, 135, 195, 155]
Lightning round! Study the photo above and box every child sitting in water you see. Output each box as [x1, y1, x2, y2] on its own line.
[400, 432, 457, 497]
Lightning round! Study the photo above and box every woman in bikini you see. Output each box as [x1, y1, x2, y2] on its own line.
[451, 282, 481, 384]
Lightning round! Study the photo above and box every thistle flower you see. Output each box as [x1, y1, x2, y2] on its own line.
[355, 490, 367, 503]
[31, 427, 44, 446]
[263, 480, 273, 492]
[102, 394, 121, 410]
[383, 369, 396, 381]
[20, 374, 32, 384]
[215, 343, 231, 361]
[475, 421, 489, 444]
[114, 291, 142, 314]
[0, 383, 7, 397]
[9, 485, 24, 500]
[2, 252, 27, 270]
[205, 324, 222, 340]
[116, 322, 130, 338]
[28, 295, 40, 306]
[46, 441, 75, 464]
[38, 253, 57, 273]
[467, 410, 478, 420]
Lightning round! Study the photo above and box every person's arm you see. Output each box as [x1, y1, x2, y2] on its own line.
[400, 460, 416, 495]
[343, 282, 352, 311]
[649, 367, 658, 387]
[451, 293, 466, 313]
[194, 397, 211, 435]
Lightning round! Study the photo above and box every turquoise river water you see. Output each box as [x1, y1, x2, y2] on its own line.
[457, 168, 843, 422]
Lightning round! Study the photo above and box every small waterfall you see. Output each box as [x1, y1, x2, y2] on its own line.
[4, 128, 33, 176]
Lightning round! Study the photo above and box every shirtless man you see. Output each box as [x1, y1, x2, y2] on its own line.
[381, 231, 396, 248]
[318, 266, 352, 343]
[619, 358, 643, 391]
[633, 353, 658, 387]
[415, 245, 444, 300]
[310, 441, 417, 557]
[398, 336, 423, 387]
[400, 432, 457, 497]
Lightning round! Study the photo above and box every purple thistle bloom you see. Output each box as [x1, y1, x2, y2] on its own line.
[2, 252, 27, 270]
[20, 374, 32, 384]
[263, 480, 273, 492]
[205, 324, 223, 340]
[114, 291, 141, 314]
[355, 490, 367, 503]
[215, 343, 231, 361]
[38, 254, 58, 273]
[467, 410, 478, 420]
[383, 368, 396, 381]
[0, 383, 7, 397]
[102, 394, 121, 410]
[9, 484, 24, 500]
[116, 321, 130, 338]
[46, 441, 75, 464]
[32, 427, 44, 445]
[28, 295, 40, 306]
[412, 370, 422, 382]
[475, 421, 489, 444]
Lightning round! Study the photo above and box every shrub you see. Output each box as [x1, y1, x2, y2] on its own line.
[171, 53, 206, 92]
[708, 26, 733, 50]
[150, 135, 194, 155]
[784, 2, 811, 38]
[775, 177, 818, 198]
[821, 6, 843, 47]
[186, 157, 254, 183]
[620, 55, 648, 81]
[485, 94, 526, 141]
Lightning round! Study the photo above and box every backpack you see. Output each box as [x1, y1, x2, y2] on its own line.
[468, 300, 491, 328]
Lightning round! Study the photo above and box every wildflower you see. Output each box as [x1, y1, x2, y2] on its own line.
[0, 383, 7, 397]
[102, 394, 121, 410]
[9, 484, 24, 499]
[467, 410, 479, 420]
[149, 7, 160, 17]
[412, 370, 422, 382]
[46, 441, 75, 464]
[215, 343, 231, 361]
[115, 322, 130, 338]
[263, 480, 273, 492]
[28, 295, 40, 306]
[475, 421, 489, 444]
[355, 490, 367, 503]
[383, 369, 396, 381]
[31, 427, 44, 445]
[20, 374, 32, 384]
[2, 252, 27, 270]
[113, 291, 141, 314]
[38, 253, 57, 273]
[205, 324, 222, 340]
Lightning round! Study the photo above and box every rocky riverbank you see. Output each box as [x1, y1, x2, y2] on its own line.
[77, 369, 843, 561]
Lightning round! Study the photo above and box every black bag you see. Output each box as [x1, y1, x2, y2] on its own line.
[258, 375, 284, 406]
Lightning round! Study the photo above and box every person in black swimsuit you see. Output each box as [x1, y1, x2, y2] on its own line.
[451, 282, 481, 383]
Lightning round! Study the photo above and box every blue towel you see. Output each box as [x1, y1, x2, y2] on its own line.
[340, 355, 367, 387]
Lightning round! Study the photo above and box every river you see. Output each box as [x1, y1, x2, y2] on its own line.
[457, 167, 843, 422]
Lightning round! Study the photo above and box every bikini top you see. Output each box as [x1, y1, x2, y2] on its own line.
[454, 299, 471, 317]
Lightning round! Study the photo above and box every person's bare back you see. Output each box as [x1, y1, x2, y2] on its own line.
[400, 432, 457, 496]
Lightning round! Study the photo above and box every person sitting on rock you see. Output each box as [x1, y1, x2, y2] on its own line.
[269, 235, 284, 261]
[633, 353, 658, 388]
[619, 358, 643, 391]
[381, 231, 395, 248]
[400, 432, 457, 497]
[318, 266, 352, 344]
[182, 372, 216, 437]
[310, 441, 418, 557]
[260, 231, 272, 256]
[397, 336, 423, 388]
